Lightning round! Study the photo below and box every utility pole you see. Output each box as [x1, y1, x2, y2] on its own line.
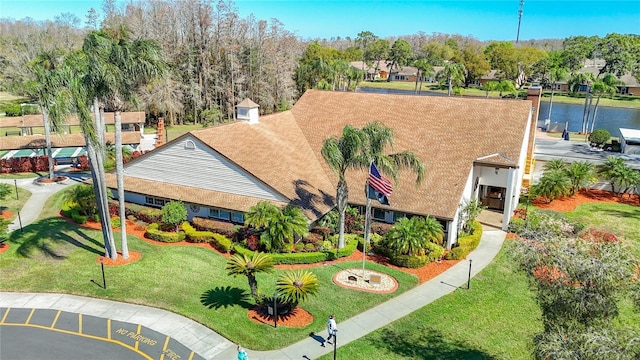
[516, 0, 524, 43]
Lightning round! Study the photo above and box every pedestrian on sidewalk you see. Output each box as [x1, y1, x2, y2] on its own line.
[326, 314, 337, 344]
[237, 345, 248, 360]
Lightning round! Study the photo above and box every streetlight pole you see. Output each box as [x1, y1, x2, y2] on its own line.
[333, 331, 337, 360]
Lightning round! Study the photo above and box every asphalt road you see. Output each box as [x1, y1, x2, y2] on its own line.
[0, 308, 205, 360]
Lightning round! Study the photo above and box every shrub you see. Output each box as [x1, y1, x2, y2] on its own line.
[192, 217, 236, 238]
[371, 222, 393, 235]
[211, 233, 233, 253]
[424, 242, 445, 262]
[304, 232, 323, 244]
[135, 221, 148, 231]
[125, 203, 163, 224]
[182, 221, 215, 243]
[162, 201, 187, 232]
[508, 217, 526, 234]
[111, 217, 121, 229]
[304, 243, 316, 252]
[445, 246, 468, 260]
[147, 222, 159, 230]
[245, 235, 260, 251]
[232, 239, 358, 264]
[390, 254, 429, 268]
[588, 128, 610, 147]
[320, 240, 333, 252]
[145, 226, 185, 243]
[127, 215, 137, 222]
[295, 242, 305, 251]
[581, 228, 619, 243]
[283, 243, 294, 253]
[310, 226, 332, 240]
[70, 210, 87, 224]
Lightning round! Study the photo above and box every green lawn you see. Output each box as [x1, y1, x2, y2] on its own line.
[317, 202, 640, 360]
[0, 172, 45, 179]
[0, 186, 32, 222]
[0, 187, 419, 350]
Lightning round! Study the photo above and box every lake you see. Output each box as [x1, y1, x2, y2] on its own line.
[359, 87, 640, 138]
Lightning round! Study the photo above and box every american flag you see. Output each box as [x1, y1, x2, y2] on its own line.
[368, 163, 393, 197]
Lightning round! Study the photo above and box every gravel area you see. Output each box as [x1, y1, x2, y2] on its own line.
[333, 268, 398, 293]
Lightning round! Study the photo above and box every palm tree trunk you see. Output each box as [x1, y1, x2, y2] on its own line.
[42, 110, 55, 180]
[581, 87, 590, 133]
[448, 77, 453, 96]
[589, 95, 602, 134]
[336, 179, 348, 249]
[548, 86, 555, 121]
[93, 98, 117, 259]
[85, 136, 115, 258]
[585, 92, 594, 133]
[115, 110, 129, 259]
[414, 71, 419, 94]
[248, 274, 258, 297]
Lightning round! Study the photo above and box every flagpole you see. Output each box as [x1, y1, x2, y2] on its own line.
[363, 189, 372, 278]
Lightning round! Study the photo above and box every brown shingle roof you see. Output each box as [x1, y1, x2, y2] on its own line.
[114, 90, 531, 221]
[0, 112, 145, 128]
[0, 132, 141, 150]
[184, 112, 336, 219]
[290, 90, 532, 219]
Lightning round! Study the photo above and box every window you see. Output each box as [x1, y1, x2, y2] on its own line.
[231, 212, 244, 223]
[373, 208, 386, 221]
[145, 196, 166, 208]
[184, 140, 196, 150]
[238, 108, 248, 117]
[393, 212, 406, 222]
[209, 208, 231, 221]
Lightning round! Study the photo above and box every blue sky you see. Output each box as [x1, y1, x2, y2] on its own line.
[1, 0, 639, 41]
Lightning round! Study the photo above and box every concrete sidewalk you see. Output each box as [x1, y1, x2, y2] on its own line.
[1, 230, 506, 360]
[0, 172, 88, 232]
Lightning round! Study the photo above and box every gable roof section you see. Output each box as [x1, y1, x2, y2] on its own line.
[291, 90, 532, 219]
[0, 112, 145, 128]
[190, 112, 336, 219]
[475, 153, 517, 167]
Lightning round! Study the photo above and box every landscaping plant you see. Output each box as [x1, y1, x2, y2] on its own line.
[226, 252, 275, 298]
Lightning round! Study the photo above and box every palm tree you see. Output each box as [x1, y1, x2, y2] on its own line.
[276, 270, 320, 306]
[321, 125, 368, 249]
[598, 156, 626, 194]
[330, 59, 350, 91]
[563, 161, 595, 195]
[385, 216, 443, 256]
[568, 72, 595, 134]
[497, 79, 517, 98]
[322, 122, 425, 249]
[345, 66, 365, 91]
[438, 63, 465, 96]
[245, 201, 281, 230]
[245, 202, 308, 252]
[482, 81, 500, 98]
[588, 74, 622, 134]
[533, 170, 571, 203]
[226, 252, 275, 298]
[413, 58, 434, 94]
[546, 67, 568, 121]
[27, 50, 71, 181]
[423, 216, 445, 246]
[84, 28, 164, 259]
[543, 159, 566, 172]
[63, 183, 97, 216]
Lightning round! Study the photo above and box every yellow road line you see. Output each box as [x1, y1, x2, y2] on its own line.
[79, 313, 82, 334]
[25, 309, 35, 324]
[51, 310, 61, 328]
[0, 308, 10, 323]
[135, 324, 141, 350]
[1, 323, 153, 360]
[107, 319, 111, 340]
[188, 351, 195, 360]
[160, 335, 170, 360]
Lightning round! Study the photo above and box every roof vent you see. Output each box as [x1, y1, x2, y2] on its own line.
[236, 98, 260, 124]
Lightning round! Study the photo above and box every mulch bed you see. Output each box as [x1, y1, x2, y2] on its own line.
[247, 306, 314, 328]
[0, 243, 9, 254]
[1, 210, 13, 220]
[532, 189, 639, 212]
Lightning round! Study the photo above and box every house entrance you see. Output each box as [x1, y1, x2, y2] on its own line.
[479, 185, 506, 211]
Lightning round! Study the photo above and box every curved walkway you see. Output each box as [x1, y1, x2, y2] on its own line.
[1, 173, 506, 359]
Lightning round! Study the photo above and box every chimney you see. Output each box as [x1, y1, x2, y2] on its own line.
[526, 86, 542, 122]
[523, 86, 542, 188]
[155, 117, 165, 147]
[236, 98, 260, 124]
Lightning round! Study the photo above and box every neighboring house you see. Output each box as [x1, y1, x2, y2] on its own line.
[0, 132, 142, 161]
[619, 128, 640, 155]
[350, 61, 389, 80]
[550, 60, 639, 95]
[0, 111, 146, 136]
[106, 90, 538, 248]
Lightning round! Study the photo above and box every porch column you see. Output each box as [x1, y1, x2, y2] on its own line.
[502, 167, 517, 231]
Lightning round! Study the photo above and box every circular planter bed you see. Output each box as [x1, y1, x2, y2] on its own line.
[35, 175, 69, 186]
